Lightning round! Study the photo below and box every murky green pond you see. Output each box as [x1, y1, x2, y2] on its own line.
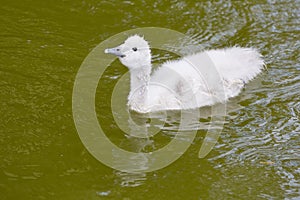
[1, 0, 299, 199]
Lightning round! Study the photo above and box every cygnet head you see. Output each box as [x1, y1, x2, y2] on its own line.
[105, 35, 151, 70]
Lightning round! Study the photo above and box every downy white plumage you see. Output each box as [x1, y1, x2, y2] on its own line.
[105, 35, 264, 113]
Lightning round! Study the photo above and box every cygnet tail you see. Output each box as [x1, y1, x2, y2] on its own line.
[206, 47, 265, 83]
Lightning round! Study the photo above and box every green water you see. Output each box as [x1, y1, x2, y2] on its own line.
[1, 0, 299, 199]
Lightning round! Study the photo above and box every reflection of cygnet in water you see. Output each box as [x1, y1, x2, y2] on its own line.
[105, 35, 265, 113]
[112, 113, 154, 173]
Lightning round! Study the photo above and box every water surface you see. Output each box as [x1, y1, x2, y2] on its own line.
[0, 0, 299, 199]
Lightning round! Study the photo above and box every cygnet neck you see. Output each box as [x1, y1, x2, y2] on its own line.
[128, 63, 151, 108]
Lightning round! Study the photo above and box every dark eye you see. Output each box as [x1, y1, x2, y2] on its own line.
[132, 47, 137, 51]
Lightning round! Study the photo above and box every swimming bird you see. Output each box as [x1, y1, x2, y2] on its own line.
[105, 35, 264, 113]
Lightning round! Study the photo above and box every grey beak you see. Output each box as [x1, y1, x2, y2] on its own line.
[104, 47, 125, 58]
